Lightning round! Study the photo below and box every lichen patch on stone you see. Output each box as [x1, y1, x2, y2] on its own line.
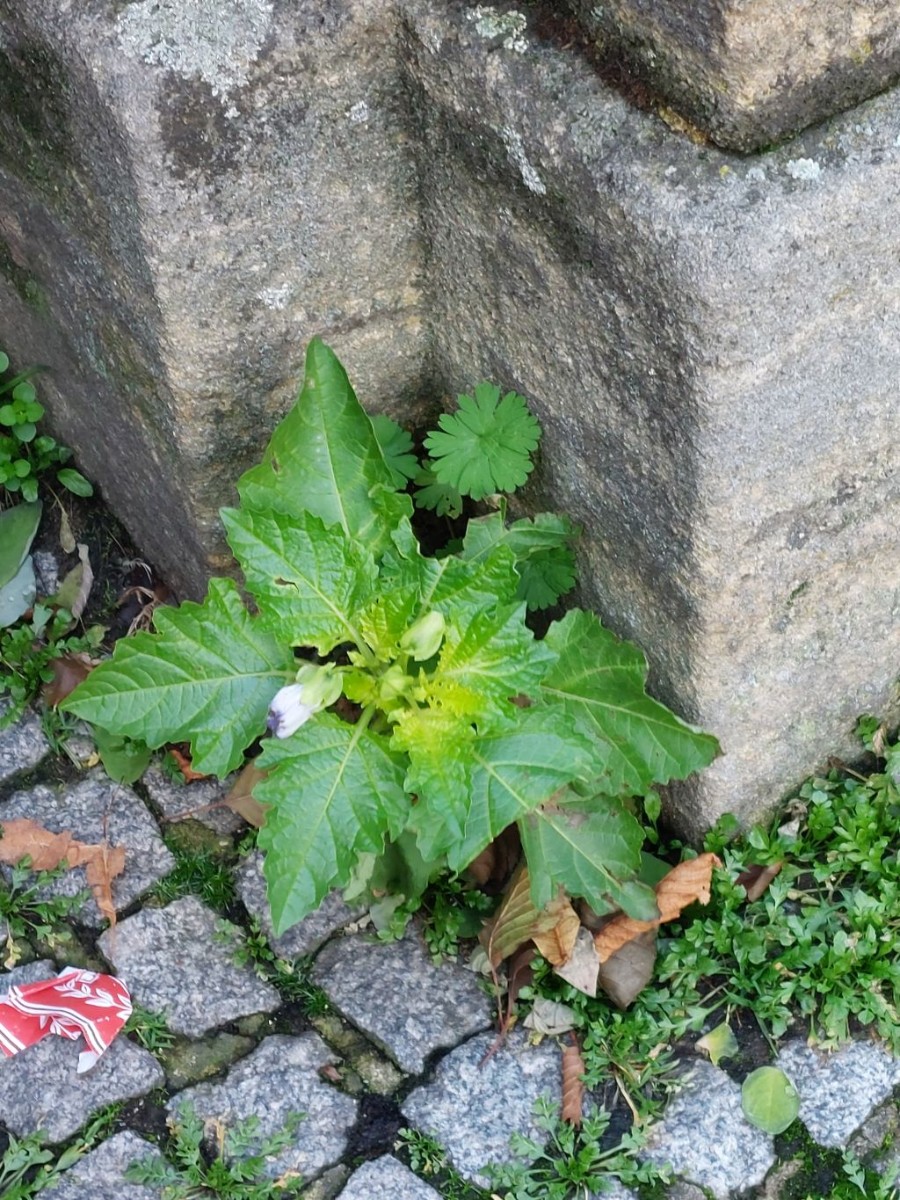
[116, 0, 274, 98]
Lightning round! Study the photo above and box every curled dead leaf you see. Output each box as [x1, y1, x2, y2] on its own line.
[224, 760, 269, 827]
[561, 1036, 585, 1126]
[596, 930, 657, 1009]
[168, 746, 210, 784]
[735, 861, 782, 903]
[593, 853, 721, 963]
[42, 652, 94, 708]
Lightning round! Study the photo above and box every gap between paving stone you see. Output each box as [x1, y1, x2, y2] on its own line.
[168, 1033, 358, 1184]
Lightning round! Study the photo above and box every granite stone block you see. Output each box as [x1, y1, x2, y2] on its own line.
[98, 896, 280, 1038]
[42, 1131, 166, 1200]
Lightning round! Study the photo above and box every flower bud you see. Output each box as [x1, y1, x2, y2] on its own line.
[293, 662, 343, 711]
[399, 611, 446, 661]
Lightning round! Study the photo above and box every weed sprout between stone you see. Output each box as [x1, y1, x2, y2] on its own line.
[63, 339, 717, 937]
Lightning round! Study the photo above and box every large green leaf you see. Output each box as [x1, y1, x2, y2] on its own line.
[256, 713, 408, 931]
[237, 338, 410, 557]
[540, 609, 719, 795]
[461, 510, 579, 610]
[391, 707, 474, 861]
[62, 578, 292, 776]
[0, 500, 41, 587]
[426, 603, 556, 727]
[381, 523, 522, 621]
[447, 708, 595, 872]
[517, 791, 653, 916]
[222, 507, 376, 652]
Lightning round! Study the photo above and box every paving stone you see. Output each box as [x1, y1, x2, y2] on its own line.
[0, 961, 164, 1143]
[42, 1130, 166, 1199]
[0, 702, 50, 784]
[142, 763, 244, 836]
[237, 850, 361, 958]
[98, 896, 279, 1038]
[313, 926, 492, 1074]
[588, 1181, 639, 1200]
[0, 776, 175, 926]
[401, 1028, 561, 1187]
[338, 1155, 440, 1199]
[641, 1060, 775, 1199]
[170, 1033, 358, 1183]
[776, 1039, 900, 1148]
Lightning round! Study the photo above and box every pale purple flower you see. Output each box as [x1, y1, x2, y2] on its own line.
[266, 683, 315, 738]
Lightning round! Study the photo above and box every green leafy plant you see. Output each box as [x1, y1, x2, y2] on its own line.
[126, 1100, 304, 1199]
[0, 862, 89, 967]
[0, 603, 104, 726]
[125, 1002, 177, 1054]
[222, 916, 329, 1010]
[0, 1105, 121, 1199]
[0, 352, 92, 505]
[63, 339, 717, 935]
[488, 1096, 670, 1198]
[657, 727, 900, 1051]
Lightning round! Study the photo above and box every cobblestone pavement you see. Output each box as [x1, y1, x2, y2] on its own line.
[1, 707, 898, 1199]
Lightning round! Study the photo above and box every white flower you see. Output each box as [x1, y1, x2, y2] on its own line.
[266, 684, 315, 738]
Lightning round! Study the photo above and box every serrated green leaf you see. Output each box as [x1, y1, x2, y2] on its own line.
[222, 506, 376, 652]
[461, 511, 579, 610]
[426, 603, 556, 727]
[517, 791, 647, 914]
[425, 382, 541, 500]
[448, 707, 596, 871]
[371, 414, 420, 485]
[741, 1067, 800, 1134]
[412, 465, 463, 518]
[62, 577, 293, 776]
[0, 500, 41, 588]
[541, 609, 719, 795]
[256, 713, 408, 931]
[237, 338, 411, 557]
[391, 707, 474, 861]
[381, 532, 521, 623]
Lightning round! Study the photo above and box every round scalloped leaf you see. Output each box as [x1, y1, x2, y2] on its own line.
[424, 382, 540, 500]
[741, 1067, 800, 1134]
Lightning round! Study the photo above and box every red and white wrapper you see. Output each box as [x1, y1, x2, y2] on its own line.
[0, 967, 132, 1073]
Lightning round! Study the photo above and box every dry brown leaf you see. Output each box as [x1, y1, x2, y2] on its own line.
[532, 895, 580, 967]
[0, 818, 126, 928]
[42, 652, 94, 708]
[593, 853, 721, 962]
[735, 861, 782, 903]
[0, 819, 77, 871]
[596, 930, 657, 1009]
[224, 761, 270, 827]
[83, 843, 126, 926]
[480, 866, 572, 968]
[553, 926, 600, 998]
[466, 826, 521, 888]
[58, 507, 76, 555]
[561, 1036, 585, 1126]
[55, 543, 93, 621]
[168, 746, 210, 784]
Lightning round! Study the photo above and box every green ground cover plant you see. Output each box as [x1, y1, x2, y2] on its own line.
[62, 338, 717, 937]
[126, 1100, 303, 1199]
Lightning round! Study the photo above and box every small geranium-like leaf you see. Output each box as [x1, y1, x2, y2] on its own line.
[424, 382, 540, 500]
[371, 414, 420, 486]
[412, 466, 463, 518]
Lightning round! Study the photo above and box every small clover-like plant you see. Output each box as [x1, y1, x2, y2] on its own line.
[63, 339, 718, 934]
[0, 352, 93, 504]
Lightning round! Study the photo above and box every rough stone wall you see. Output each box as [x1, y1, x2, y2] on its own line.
[565, 0, 900, 151]
[0, 0, 428, 591]
[0, 0, 898, 832]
